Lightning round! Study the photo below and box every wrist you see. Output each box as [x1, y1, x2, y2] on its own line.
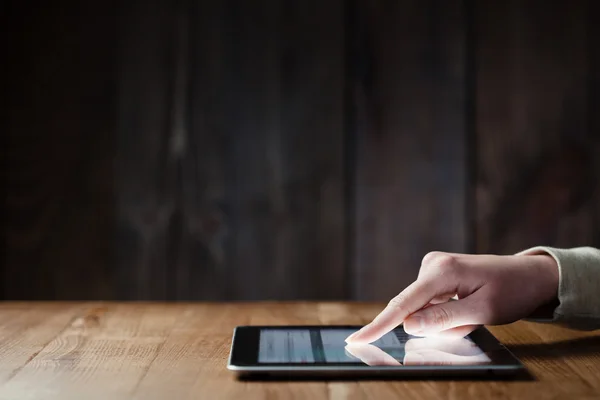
[533, 254, 560, 304]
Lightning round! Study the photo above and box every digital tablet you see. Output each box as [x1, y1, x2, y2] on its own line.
[227, 325, 526, 379]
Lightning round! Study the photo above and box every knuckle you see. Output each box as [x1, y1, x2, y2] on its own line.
[421, 251, 445, 267]
[428, 307, 453, 330]
[435, 254, 459, 270]
[421, 252, 461, 277]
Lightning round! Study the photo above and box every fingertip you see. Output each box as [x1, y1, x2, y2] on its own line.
[344, 324, 381, 344]
[344, 331, 359, 343]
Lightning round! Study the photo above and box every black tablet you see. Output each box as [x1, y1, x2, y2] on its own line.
[227, 325, 525, 379]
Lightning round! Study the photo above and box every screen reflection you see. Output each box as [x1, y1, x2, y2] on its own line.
[345, 336, 491, 366]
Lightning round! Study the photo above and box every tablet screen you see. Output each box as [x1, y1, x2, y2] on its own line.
[258, 327, 491, 366]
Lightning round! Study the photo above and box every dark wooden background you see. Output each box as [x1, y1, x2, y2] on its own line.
[3, 0, 599, 301]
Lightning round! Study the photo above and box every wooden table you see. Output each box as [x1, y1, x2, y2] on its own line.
[0, 302, 599, 400]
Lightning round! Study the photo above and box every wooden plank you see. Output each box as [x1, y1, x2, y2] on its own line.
[175, 0, 346, 300]
[164, 0, 230, 300]
[0, 303, 181, 400]
[114, 0, 179, 300]
[488, 322, 596, 383]
[475, 0, 598, 254]
[3, 1, 117, 299]
[353, 0, 468, 300]
[0, 304, 83, 384]
[521, 322, 600, 389]
[130, 305, 237, 400]
[591, 0, 600, 245]
[132, 303, 330, 400]
[114, 0, 346, 300]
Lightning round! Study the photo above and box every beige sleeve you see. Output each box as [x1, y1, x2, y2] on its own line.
[517, 246, 600, 330]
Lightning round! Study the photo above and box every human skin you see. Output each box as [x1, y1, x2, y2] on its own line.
[346, 251, 559, 344]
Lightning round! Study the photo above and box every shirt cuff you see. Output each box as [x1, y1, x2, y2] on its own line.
[516, 246, 600, 330]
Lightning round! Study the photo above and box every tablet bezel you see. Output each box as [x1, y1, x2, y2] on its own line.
[228, 325, 525, 374]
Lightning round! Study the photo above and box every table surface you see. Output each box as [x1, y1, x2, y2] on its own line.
[0, 302, 599, 400]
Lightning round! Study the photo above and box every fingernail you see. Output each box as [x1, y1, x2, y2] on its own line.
[404, 316, 427, 335]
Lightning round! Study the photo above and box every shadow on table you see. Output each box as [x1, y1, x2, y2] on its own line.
[508, 336, 600, 359]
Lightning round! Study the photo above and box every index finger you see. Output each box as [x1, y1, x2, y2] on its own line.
[345, 277, 457, 344]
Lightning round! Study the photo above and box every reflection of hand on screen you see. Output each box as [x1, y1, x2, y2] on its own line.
[403, 337, 491, 365]
[344, 344, 402, 366]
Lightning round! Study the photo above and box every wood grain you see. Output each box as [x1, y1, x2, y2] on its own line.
[474, 0, 600, 254]
[3, 1, 117, 300]
[114, 0, 346, 300]
[0, 304, 180, 400]
[3, 0, 599, 302]
[352, 0, 468, 300]
[0, 303, 599, 400]
[184, 0, 346, 300]
[591, 0, 600, 246]
[0, 303, 84, 384]
[114, 0, 179, 300]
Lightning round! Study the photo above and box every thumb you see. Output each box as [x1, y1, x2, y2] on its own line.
[403, 297, 483, 336]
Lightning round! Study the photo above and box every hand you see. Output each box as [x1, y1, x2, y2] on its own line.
[345, 251, 559, 344]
